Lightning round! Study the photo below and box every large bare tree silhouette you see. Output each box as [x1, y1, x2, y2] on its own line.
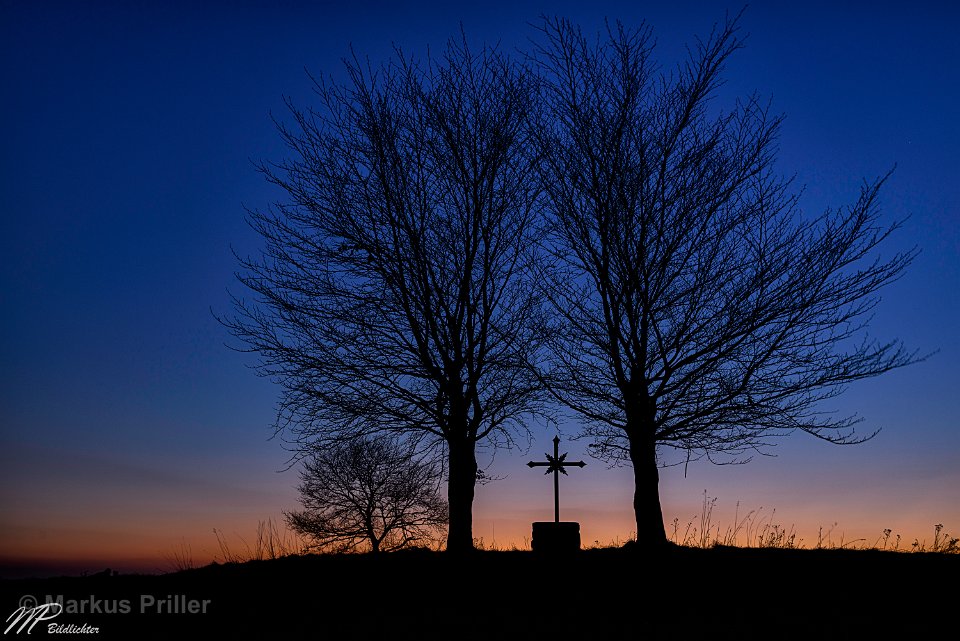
[224, 37, 546, 552]
[531, 14, 921, 545]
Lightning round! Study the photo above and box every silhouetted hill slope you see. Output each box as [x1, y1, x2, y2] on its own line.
[2, 546, 956, 639]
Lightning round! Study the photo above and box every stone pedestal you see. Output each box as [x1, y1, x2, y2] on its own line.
[531, 522, 581, 552]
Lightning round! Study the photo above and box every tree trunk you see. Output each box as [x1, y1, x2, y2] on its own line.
[629, 433, 667, 546]
[446, 438, 478, 552]
[366, 505, 379, 553]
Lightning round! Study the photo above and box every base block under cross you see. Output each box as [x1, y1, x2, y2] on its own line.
[531, 521, 581, 552]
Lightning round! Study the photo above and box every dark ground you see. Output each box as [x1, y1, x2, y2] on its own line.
[2, 545, 956, 639]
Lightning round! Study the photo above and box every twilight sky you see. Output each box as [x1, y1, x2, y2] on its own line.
[2, 0, 958, 576]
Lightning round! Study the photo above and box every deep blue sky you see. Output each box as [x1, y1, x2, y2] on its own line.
[1, 1, 957, 572]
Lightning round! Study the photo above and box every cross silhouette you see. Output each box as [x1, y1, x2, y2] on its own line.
[527, 436, 586, 523]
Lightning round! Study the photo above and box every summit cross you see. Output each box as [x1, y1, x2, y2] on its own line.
[527, 436, 586, 523]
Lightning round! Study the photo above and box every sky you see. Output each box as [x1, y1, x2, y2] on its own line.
[1, 0, 958, 576]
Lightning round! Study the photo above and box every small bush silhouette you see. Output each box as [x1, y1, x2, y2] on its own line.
[285, 436, 448, 553]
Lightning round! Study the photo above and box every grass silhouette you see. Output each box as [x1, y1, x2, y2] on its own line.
[663, 491, 959, 553]
[13, 506, 940, 638]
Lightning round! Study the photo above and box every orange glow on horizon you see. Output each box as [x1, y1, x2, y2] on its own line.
[4, 501, 956, 579]
[3, 435, 957, 577]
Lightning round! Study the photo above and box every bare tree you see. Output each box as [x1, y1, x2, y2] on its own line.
[285, 436, 447, 553]
[223, 37, 546, 552]
[531, 14, 921, 545]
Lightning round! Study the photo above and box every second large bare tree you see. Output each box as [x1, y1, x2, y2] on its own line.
[532, 15, 920, 545]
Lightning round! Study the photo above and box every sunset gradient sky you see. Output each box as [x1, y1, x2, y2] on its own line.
[2, 0, 958, 576]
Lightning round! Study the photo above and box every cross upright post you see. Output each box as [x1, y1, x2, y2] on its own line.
[527, 435, 586, 522]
